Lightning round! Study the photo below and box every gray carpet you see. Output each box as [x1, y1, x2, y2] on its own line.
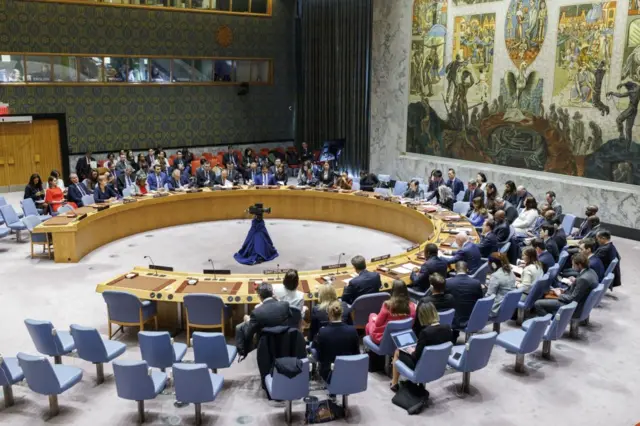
[0, 191, 639, 425]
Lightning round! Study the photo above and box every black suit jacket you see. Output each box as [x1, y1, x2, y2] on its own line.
[595, 242, 621, 288]
[314, 322, 360, 380]
[117, 173, 135, 192]
[539, 250, 555, 273]
[463, 188, 484, 207]
[560, 268, 598, 316]
[503, 201, 519, 224]
[67, 182, 92, 206]
[75, 156, 94, 180]
[245, 299, 291, 350]
[495, 221, 510, 244]
[545, 238, 560, 262]
[445, 274, 483, 329]
[410, 257, 448, 292]
[196, 169, 216, 188]
[478, 232, 498, 258]
[553, 228, 567, 251]
[223, 152, 241, 168]
[341, 270, 382, 305]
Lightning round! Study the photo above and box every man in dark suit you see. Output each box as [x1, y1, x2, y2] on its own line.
[462, 180, 485, 210]
[553, 224, 567, 251]
[147, 164, 167, 191]
[515, 186, 534, 211]
[532, 238, 555, 273]
[172, 150, 187, 172]
[534, 253, 597, 316]
[226, 163, 242, 185]
[222, 145, 244, 174]
[410, 243, 448, 292]
[570, 205, 599, 239]
[478, 219, 498, 258]
[540, 224, 560, 262]
[493, 210, 511, 244]
[145, 148, 156, 167]
[562, 238, 605, 282]
[581, 216, 601, 241]
[595, 230, 621, 289]
[255, 164, 276, 186]
[67, 173, 93, 206]
[245, 161, 260, 184]
[196, 161, 216, 188]
[494, 197, 518, 224]
[299, 142, 313, 163]
[75, 151, 95, 181]
[117, 166, 136, 193]
[426, 170, 445, 202]
[167, 169, 188, 191]
[446, 232, 482, 274]
[445, 261, 483, 342]
[341, 255, 382, 305]
[445, 168, 465, 200]
[238, 283, 292, 356]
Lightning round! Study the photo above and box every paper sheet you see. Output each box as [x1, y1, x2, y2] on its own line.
[391, 266, 413, 275]
[402, 263, 420, 270]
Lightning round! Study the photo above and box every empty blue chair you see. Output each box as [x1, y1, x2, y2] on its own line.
[570, 284, 604, 339]
[102, 290, 158, 339]
[364, 318, 414, 375]
[113, 360, 167, 423]
[499, 241, 511, 254]
[517, 274, 549, 325]
[69, 324, 126, 384]
[557, 250, 570, 271]
[0, 204, 27, 242]
[184, 294, 226, 346]
[522, 301, 577, 359]
[456, 190, 465, 201]
[0, 225, 10, 239]
[81, 194, 95, 207]
[374, 187, 390, 196]
[139, 331, 187, 372]
[57, 204, 74, 214]
[470, 262, 489, 285]
[490, 289, 523, 332]
[192, 332, 237, 373]
[548, 264, 560, 285]
[17, 352, 82, 417]
[265, 358, 310, 424]
[561, 214, 576, 235]
[438, 308, 455, 326]
[23, 215, 52, 259]
[173, 363, 224, 426]
[394, 342, 452, 394]
[351, 180, 360, 191]
[459, 294, 495, 342]
[24, 319, 75, 364]
[447, 332, 498, 393]
[496, 314, 552, 373]
[604, 258, 619, 280]
[393, 180, 409, 196]
[21, 197, 51, 221]
[326, 354, 368, 414]
[596, 273, 615, 307]
[377, 174, 391, 184]
[0, 355, 24, 408]
[0, 196, 23, 218]
[453, 201, 470, 216]
[349, 293, 390, 329]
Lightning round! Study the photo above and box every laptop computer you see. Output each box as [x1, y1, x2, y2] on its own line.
[391, 330, 418, 355]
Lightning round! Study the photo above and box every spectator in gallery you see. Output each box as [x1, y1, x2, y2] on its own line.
[336, 171, 353, 190]
[103, 153, 116, 170]
[75, 150, 95, 181]
[516, 185, 534, 211]
[299, 141, 313, 163]
[243, 148, 259, 169]
[445, 168, 465, 199]
[476, 172, 488, 191]
[469, 197, 488, 227]
[545, 191, 563, 216]
[486, 252, 516, 316]
[485, 182, 498, 214]
[145, 148, 156, 167]
[463, 179, 485, 211]
[365, 280, 416, 344]
[502, 180, 518, 206]
[513, 196, 539, 236]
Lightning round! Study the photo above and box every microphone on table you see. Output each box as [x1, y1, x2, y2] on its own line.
[336, 252, 346, 275]
[208, 259, 217, 280]
[144, 256, 158, 276]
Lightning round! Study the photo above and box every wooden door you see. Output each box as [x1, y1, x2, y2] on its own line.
[32, 120, 63, 180]
[0, 128, 7, 190]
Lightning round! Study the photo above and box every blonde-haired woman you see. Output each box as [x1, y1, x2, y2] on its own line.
[309, 284, 352, 342]
[313, 301, 360, 381]
[390, 302, 452, 392]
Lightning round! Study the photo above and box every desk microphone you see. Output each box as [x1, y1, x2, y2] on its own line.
[336, 252, 346, 275]
[144, 256, 158, 276]
[208, 259, 217, 280]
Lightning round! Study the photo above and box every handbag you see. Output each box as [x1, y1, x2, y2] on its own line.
[391, 381, 429, 415]
[304, 396, 345, 424]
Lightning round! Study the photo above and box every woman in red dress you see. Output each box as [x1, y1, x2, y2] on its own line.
[44, 176, 77, 213]
[365, 280, 416, 344]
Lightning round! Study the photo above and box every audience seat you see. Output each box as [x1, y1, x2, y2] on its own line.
[0, 205, 27, 242]
[113, 360, 167, 423]
[102, 290, 158, 339]
[561, 214, 576, 235]
[470, 262, 489, 285]
[603, 258, 619, 281]
[183, 294, 226, 346]
[459, 295, 495, 342]
[438, 308, 455, 326]
[0, 196, 24, 219]
[326, 354, 368, 415]
[265, 358, 309, 424]
[569, 284, 604, 339]
[57, 205, 74, 215]
[496, 314, 552, 373]
[0, 355, 24, 408]
[393, 181, 408, 196]
[557, 251, 570, 272]
[17, 352, 83, 418]
[394, 341, 452, 395]
[374, 187, 390, 196]
[192, 332, 238, 373]
[173, 363, 224, 426]
[0, 225, 10, 239]
[517, 274, 549, 325]
[23, 215, 52, 259]
[69, 324, 126, 384]
[24, 319, 76, 364]
[139, 331, 187, 373]
[499, 241, 511, 254]
[548, 264, 560, 285]
[490, 289, 523, 332]
[453, 201, 470, 216]
[81, 194, 95, 206]
[377, 174, 391, 185]
[21, 198, 51, 221]
[349, 293, 390, 329]
[596, 273, 615, 307]
[447, 332, 498, 393]
[364, 318, 413, 375]
[522, 302, 577, 359]
[456, 191, 465, 201]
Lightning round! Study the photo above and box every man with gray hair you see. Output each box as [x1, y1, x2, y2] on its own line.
[445, 231, 482, 274]
[341, 255, 382, 305]
[67, 173, 93, 206]
[117, 165, 136, 193]
[494, 196, 518, 225]
[516, 185, 534, 211]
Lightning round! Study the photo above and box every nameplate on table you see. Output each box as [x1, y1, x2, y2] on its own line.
[321, 263, 347, 271]
[95, 204, 110, 211]
[122, 198, 137, 204]
[370, 254, 390, 263]
[153, 192, 170, 198]
[203, 269, 232, 275]
[149, 264, 174, 272]
[262, 269, 288, 275]
[406, 243, 421, 252]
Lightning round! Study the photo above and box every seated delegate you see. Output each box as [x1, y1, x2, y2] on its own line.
[477, 219, 498, 258]
[93, 175, 119, 203]
[486, 252, 516, 316]
[45, 175, 77, 213]
[445, 232, 482, 274]
[24, 173, 47, 212]
[147, 164, 168, 191]
[309, 284, 352, 343]
[340, 255, 382, 305]
[365, 280, 416, 344]
[273, 269, 305, 312]
[516, 247, 543, 298]
[414, 273, 453, 333]
[67, 173, 93, 206]
[410, 243, 448, 292]
[403, 180, 424, 199]
[316, 162, 334, 187]
[254, 164, 276, 186]
[446, 261, 483, 343]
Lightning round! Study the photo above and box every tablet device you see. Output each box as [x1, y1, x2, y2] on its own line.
[391, 330, 418, 354]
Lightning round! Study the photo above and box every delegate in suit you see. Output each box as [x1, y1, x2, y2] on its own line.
[67, 174, 93, 206]
[446, 233, 482, 274]
[410, 244, 448, 292]
[147, 165, 167, 191]
[341, 256, 382, 305]
[254, 165, 277, 186]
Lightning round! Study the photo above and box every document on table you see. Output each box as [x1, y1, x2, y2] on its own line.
[342, 278, 353, 285]
[402, 263, 420, 270]
[391, 266, 413, 275]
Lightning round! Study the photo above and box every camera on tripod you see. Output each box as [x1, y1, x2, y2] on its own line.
[247, 203, 272, 220]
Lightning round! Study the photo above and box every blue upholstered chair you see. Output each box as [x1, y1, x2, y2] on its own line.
[374, 187, 390, 196]
[490, 289, 523, 332]
[183, 294, 226, 346]
[561, 214, 576, 235]
[447, 332, 498, 393]
[604, 258, 619, 280]
[517, 274, 549, 325]
[0, 225, 10, 239]
[596, 273, 615, 307]
[393, 181, 409, 196]
[21, 198, 51, 221]
[0, 196, 23, 218]
[57, 204, 74, 214]
[499, 241, 511, 254]
[326, 354, 368, 414]
[456, 190, 465, 201]
[496, 314, 552, 373]
[22, 215, 52, 259]
[24, 319, 76, 364]
[570, 284, 604, 339]
[351, 180, 360, 191]
[522, 301, 577, 359]
[0, 205, 27, 242]
[17, 352, 83, 417]
[113, 360, 167, 423]
[102, 290, 158, 339]
[557, 250, 570, 272]
[173, 363, 224, 426]
[138, 331, 187, 372]
[349, 293, 390, 329]
[377, 174, 391, 184]
[0, 355, 24, 408]
[363, 318, 414, 375]
[265, 358, 309, 424]
[548, 264, 560, 286]
[69, 324, 126, 384]
[453, 201, 470, 216]
[470, 262, 489, 285]
[81, 194, 95, 207]
[459, 294, 495, 342]
[192, 332, 238, 373]
[438, 308, 455, 326]
[394, 342, 452, 393]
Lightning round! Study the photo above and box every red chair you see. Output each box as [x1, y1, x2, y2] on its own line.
[97, 159, 106, 167]
[169, 155, 176, 167]
[234, 150, 243, 165]
[202, 152, 213, 161]
[190, 160, 200, 176]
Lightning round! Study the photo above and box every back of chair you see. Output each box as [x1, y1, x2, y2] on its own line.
[378, 318, 414, 354]
[465, 294, 495, 333]
[493, 289, 523, 323]
[557, 251, 570, 271]
[270, 358, 310, 401]
[519, 274, 549, 310]
[438, 309, 455, 326]
[561, 214, 576, 235]
[546, 301, 577, 340]
[0, 204, 19, 225]
[499, 241, 511, 254]
[113, 360, 157, 401]
[350, 293, 390, 327]
[24, 319, 60, 357]
[453, 201, 469, 216]
[289, 307, 302, 328]
[173, 363, 215, 404]
[393, 181, 408, 196]
[17, 352, 59, 395]
[352, 181, 360, 190]
[378, 174, 391, 183]
[139, 331, 174, 370]
[0, 196, 5, 206]
[520, 314, 551, 353]
[596, 273, 614, 307]
[69, 324, 107, 363]
[374, 187, 389, 196]
[102, 291, 143, 323]
[192, 332, 228, 370]
[81, 194, 95, 206]
[184, 294, 224, 326]
[22, 215, 41, 232]
[413, 342, 452, 383]
[58, 205, 74, 214]
[575, 284, 604, 322]
[327, 354, 368, 395]
[458, 332, 498, 372]
[548, 264, 560, 284]
[21, 198, 38, 217]
[604, 258, 619, 279]
[470, 262, 489, 285]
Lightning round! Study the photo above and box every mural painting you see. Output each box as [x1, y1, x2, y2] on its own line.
[505, 0, 548, 69]
[409, 0, 447, 101]
[453, 0, 501, 5]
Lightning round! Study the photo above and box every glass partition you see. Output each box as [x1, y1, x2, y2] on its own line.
[0, 55, 25, 83]
[214, 60, 234, 82]
[53, 56, 78, 82]
[26, 55, 52, 83]
[150, 58, 171, 83]
[251, 0, 268, 13]
[235, 60, 251, 83]
[78, 57, 104, 83]
[251, 60, 270, 83]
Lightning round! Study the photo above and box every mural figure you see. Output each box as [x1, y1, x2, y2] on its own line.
[607, 81, 640, 150]
[453, 0, 500, 4]
[592, 61, 610, 116]
[505, 0, 548, 69]
[504, 61, 540, 109]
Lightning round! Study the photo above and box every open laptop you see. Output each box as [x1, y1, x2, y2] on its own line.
[391, 330, 418, 355]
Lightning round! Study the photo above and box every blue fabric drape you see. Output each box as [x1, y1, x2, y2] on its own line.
[233, 218, 279, 265]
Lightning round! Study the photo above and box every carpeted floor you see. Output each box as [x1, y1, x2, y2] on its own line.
[0, 190, 639, 425]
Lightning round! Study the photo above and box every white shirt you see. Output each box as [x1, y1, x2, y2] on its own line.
[56, 179, 65, 191]
[274, 287, 305, 311]
[512, 209, 538, 233]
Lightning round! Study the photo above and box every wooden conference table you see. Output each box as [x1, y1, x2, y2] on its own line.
[35, 186, 479, 329]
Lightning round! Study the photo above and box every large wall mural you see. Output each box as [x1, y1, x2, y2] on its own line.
[407, 0, 640, 186]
